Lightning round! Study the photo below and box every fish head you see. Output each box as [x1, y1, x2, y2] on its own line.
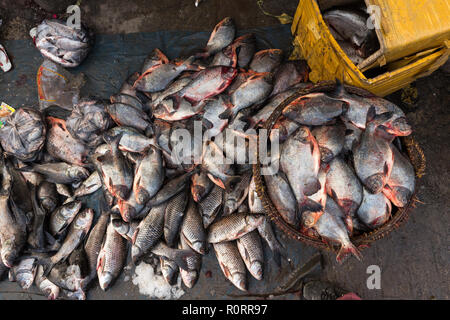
[246, 214, 265, 227]
[131, 245, 143, 264]
[17, 274, 35, 290]
[43, 284, 60, 300]
[383, 117, 412, 136]
[293, 126, 311, 143]
[1, 242, 17, 268]
[67, 166, 90, 181]
[99, 271, 113, 291]
[231, 273, 247, 292]
[74, 209, 94, 229]
[386, 185, 411, 207]
[220, 66, 238, 81]
[249, 261, 263, 280]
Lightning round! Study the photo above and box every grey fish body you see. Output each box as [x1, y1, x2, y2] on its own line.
[28, 185, 47, 250]
[178, 234, 201, 288]
[35, 265, 60, 300]
[207, 212, 264, 244]
[256, 218, 283, 267]
[8, 257, 37, 289]
[205, 17, 235, 55]
[133, 147, 164, 204]
[111, 214, 138, 242]
[49, 200, 83, 237]
[164, 190, 188, 247]
[106, 103, 152, 134]
[181, 199, 207, 254]
[73, 171, 102, 198]
[23, 162, 89, 184]
[160, 257, 179, 286]
[357, 188, 391, 229]
[84, 211, 110, 282]
[105, 126, 157, 153]
[249, 49, 283, 73]
[199, 184, 223, 228]
[236, 231, 264, 280]
[213, 241, 247, 291]
[312, 123, 346, 163]
[37, 181, 59, 213]
[223, 172, 252, 216]
[191, 171, 214, 203]
[271, 60, 309, 96]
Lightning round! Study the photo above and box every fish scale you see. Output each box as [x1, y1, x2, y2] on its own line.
[164, 190, 188, 247]
[213, 241, 247, 291]
[236, 230, 264, 280]
[181, 199, 207, 254]
[199, 185, 223, 228]
[207, 212, 264, 243]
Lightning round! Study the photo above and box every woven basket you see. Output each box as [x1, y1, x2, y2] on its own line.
[252, 81, 426, 254]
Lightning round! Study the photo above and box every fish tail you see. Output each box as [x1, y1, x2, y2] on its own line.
[336, 242, 362, 264]
[218, 107, 234, 120]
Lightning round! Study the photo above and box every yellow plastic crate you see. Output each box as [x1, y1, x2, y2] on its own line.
[290, 0, 450, 96]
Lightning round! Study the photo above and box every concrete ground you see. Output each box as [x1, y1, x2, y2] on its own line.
[0, 0, 448, 300]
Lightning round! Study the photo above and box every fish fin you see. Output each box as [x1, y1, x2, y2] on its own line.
[336, 242, 362, 263]
[218, 108, 233, 120]
[144, 126, 154, 138]
[103, 131, 123, 147]
[300, 198, 323, 214]
[202, 118, 214, 130]
[303, 177, 321, 196]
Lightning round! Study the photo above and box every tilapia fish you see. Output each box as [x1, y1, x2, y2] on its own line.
[213, 241, 247, 291]
[236, 230, 264, 280]
[302, 165, 328, 229]
[280, 126, 322, 213]
[140, 48, 168, 74]
[353, 108, 394, 194]
[201, 17, 236, 57]
[97, 221, 128, 291]
[271, 60, 309, 97]
[181, 199, 207, 254]
[207, 212, 264, 243]
[106, 102, 152, 135]
[382, 145, 415, 207]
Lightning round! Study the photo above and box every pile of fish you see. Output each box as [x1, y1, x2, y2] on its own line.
[322, 3, 379, 65]
[0, 15, 415, 298]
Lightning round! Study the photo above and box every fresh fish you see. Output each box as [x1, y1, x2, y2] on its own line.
[117, 189, 145, 222]
[342, 120, 362, 154]
[97, 134, 134, 202]
[312, 123, 346, 163]
[19, 162, 89, 185]
[180, 199, 207, 254]
[164, 190, 188, 247]
[48, 200, 83, 237]
[223, 172, 252, 216]
[110, 93, 144, 112]
[199, 184, 223, 228]
[233, 33, 256, 68]
[326, 157, 362, 233]
[153, 97, 205, 121]
[134, 56, 196, 93]
[35, 265, 60, 300]
[178, 234, 202, 288]
[257, 217, 283, 267]
[250, 89, 299, 127]
[151, 241, 194, 271]
[280, 126, 322, 214]
[133, 147, 164, 204]
[323, 9, 371, 47]
[57, 183, 73, 199]
[37, 182, 59, 212]
[104, 126, 157, 153]
[27, 185, 47, 250]
[140, 48, 168, 74]
[213, 241, 247, 291]
[46, 117, 89, 166]
[191, 171, 214, 203]
[97, 221, 128, 291]
[220, 72, 273, 120]
[236, 230, 264, 280]
[353, 108, 394, 194]
[207, 212, 264, 243]
[357, 188, 391, 229]
[302, 165, 329, 229]
[202, 17, 235, 57]
[264, 172, 299, 227]
[151, 77, 192, 107]
[111, 213, 138, 242]
[311, 198, 362, 262]
[8, 257, 37, 289]
[41, 208, 94, 275]
[84, 209, 110, 282]
[202, 95, 231, 139]
[248, 177, 265, 214]
[271, 60, 309, 96]
[8, 162, 33, 221]
[249, 49, 283, 73]
[282, 92, 345, 125]
[177, 66, 237, 104]
[131, 203, 166, 263]
[270, 115, 300, 143]
[382, 145, 415, 207]
[106, 103, 152, 135]
[210, 44, 237, 67]
[73, 171, 102, 198]
[337, 40, 365, 65]
[160, 257, 179, 286]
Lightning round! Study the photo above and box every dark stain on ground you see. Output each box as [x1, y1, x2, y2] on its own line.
[15, 73, 27, 86]
[0, 0, 448, 300]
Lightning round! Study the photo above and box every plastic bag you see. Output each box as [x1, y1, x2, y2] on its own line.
[0, 108, 46, 162]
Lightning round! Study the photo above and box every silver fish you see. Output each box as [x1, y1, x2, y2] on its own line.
[37, 182, 59, 213]
[8, 257, 37, 289]
[35, 265, 60, 300]
[164, 190, 188, 247]
[207, 212, 264, 243]
[199, 184, 223, 228]
[178, 234, 202, 288]
[357, 188, 391, 229]
[73, 171, 102, 199]
[249, 49, 283, 73]
[213, 241, 247, 291]
[20, 162, 89, 185]
[133, 146, 164, 204]
[223, 172, 252, 216]
[312, 123, 346, 163]
[180, 199, 207, 254]
[49, 201, 83, 237]
[203, 17, 235, 56]
[236, 230, 264, 280]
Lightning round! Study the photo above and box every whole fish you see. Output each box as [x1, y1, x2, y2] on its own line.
[84, 209, 110, 282]
[280, 126, 322, 213]
[49, 200, 83, 237]
[180, 199, 207, 254]
[37, 181, 59, 213]
[326, 157, 362, 233]
[191, 171, 214, 203]
[27, 185, 47, 250]
[236, 230, 264, 280]
[151, 77, 192, 107]
[382, 145, 415, 207]
[153, 97, 205, 121]
[118, 189, 145, 222]
[207, 212, 264, 243]
[357, 188, 391, 229]
[131, 203, 166, 263]
[106, 103, 152, 135]
[110, 93, 144, 112]
[111, 213, 138, 242]
[201, 17, 235, 57]
[353, 108, 394, 194]
[164, 190, 188, 247]
[249, 49, 283, 73]
[160, 257, 179, 286]
[233, 33, 256, 68]
[35, 265, 60, 300]
[73, 171, 102, 198]
[264, 172, 298, 227]
[97, 134, 134, 202]
[271, 60, 309, 96]
[223, 172, 252, 216]
[282, 92, 346, 125]
[134, 56, 196, 93]
[140, 48, 169, 74]
[177, 66, 237, 104]
[202, 95, 232, 139]
[213, 241, 247, 291]
[104, 126, 157, 153]
[178, 234, 202, 288]
[9, 257, 37, 289]
[97, 221, 128, 291]
[312, 123, 346, 163]
[46, 117, 89, 166]
[151, 241, 194, 271]
[133, 147, 164, 204]
[257, 217, 283, 267]
[199, 184, 223, 228]
[41, 208, 94, 275]
[220, 72, 273, 120]
[20, 162, 89, 185]
[323, 9, 371, 47]
[311, 198, 362, 263]
[0, 164, 27, 267]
